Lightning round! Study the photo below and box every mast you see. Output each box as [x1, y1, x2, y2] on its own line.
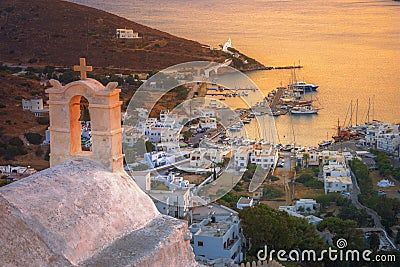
[372, 95, 375, 121]
[337, 118, 340, 136]
[355, 99, 358, 126]
[350, 100, 353, 127]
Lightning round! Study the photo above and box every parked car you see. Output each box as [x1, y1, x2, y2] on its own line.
[341, 192, 351, 198]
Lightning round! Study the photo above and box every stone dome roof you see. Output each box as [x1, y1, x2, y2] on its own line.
[0, 159, 166, 266]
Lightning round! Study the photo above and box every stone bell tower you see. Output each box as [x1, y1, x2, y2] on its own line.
[46, 58, 124, 172]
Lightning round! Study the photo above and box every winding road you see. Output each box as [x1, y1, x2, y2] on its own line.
[350, 170, 397, 248]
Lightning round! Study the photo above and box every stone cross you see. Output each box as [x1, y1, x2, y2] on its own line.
[73, 58, 92, 80]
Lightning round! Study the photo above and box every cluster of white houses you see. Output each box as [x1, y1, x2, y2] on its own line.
[296, 150, 354, 195]
[360, 122, 400, 156]
[131, 170, 246, 265]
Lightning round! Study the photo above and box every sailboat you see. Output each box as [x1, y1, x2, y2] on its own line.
[290, 94, 319, 115]
[290, 105, 319, 114]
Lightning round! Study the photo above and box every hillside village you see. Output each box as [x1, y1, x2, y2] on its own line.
[1, 58, 400, 265]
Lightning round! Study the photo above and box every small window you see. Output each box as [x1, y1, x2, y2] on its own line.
[198, 241, 204, 247]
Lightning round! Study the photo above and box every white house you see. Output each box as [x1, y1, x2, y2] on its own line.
[42, 129, 51, 145]
[365, 122, 399, 150]
[279, 204, 322, 225]
[136, 108, 149, 119]
[116, 28, 140, 39]
[306, 215, 323, 225]
[144, 151, 176, 168]
[323, 165, 350, 179]
[189, 206, 243, 264]
[160, 128, 180, 143]
[206, 148, 225, 164]
[377, 179, 395, 188]
[321, 151, 353, 194]
[200, 108, 216, 118]
[295, 199, 318, 214]
[296, 149, 320, 167]
[234, 147, 249, 169]
[151, 187, 192, 219]
[199, 117, 217, 130]
[190, 148, 207, 167]
[377, 133, 400, 154]
[324, 176, 353, 194]
[122, 127, 143, 147]
[249, 143, 278, 170]
[22, 97, 49, 117]
[321, 150, 347, 166]
[145, 172, 195, 219]
[236, 197, 254, 210]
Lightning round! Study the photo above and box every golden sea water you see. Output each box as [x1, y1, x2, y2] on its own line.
[69, 0, 399, 145]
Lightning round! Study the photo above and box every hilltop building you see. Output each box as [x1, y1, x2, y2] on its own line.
[116, 28, 140, 39]
[22, 97, 49, 117]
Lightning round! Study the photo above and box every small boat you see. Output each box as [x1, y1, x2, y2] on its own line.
[288, 82, 319, 93]
[242, 118, 251, 124]
[281, 144, 294, 152]
[290, 105, 318, 115]
[229, 124, 242, 132]
[318, 140, 332, 148]
[272, 110, 281, 116]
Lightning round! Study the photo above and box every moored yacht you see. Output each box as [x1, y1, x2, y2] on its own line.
[290, 105, 319, 114]
[289, 81, 319, 93]
[318, 140, 332, 148]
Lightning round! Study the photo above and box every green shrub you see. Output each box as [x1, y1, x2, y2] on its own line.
[270, 175, 279, 182]
[24, 133, 43, 145]
[9, 137, 22, 146]
[262, 185, 284, 200]
[35, 147, 43, 157]
[303, 179, 324, 189]
[296, 173, 313, 183]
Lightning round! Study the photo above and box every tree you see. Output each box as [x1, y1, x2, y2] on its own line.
[369, 233, 380, 252]
[145, 141, 154, 153]
[183, 130, 192, 141]
[239, 204, 326, 258]
[396, 230, 400, 244]
[133, 138, 146, 156]
[213, 166, 217, 181]
[302, 153, 310, 167]
[317, 217, 366, 250]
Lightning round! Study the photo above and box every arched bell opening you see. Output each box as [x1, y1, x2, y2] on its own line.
[69, 95, 92, 155]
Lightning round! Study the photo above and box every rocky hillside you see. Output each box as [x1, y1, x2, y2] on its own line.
[0, 0, 265, 72]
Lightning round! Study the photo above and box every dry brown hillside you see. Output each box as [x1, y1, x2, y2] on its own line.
[0, 0, 264, 71]
[0, 73, 49, 169]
